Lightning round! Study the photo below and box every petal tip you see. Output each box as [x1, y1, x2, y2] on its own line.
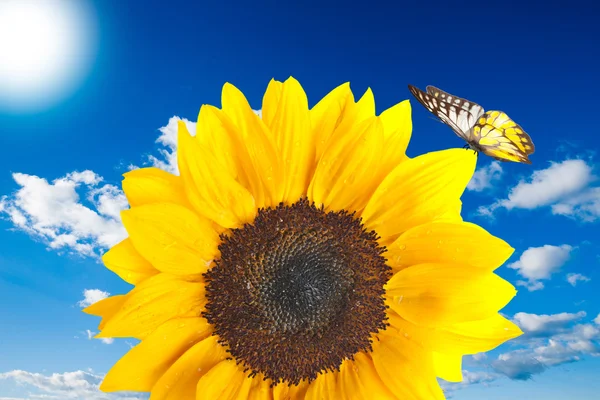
[177, 120, 191, 136]
[119, 209, 132, 224]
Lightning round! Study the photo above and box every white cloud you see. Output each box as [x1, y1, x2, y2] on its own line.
[508, 244, 573, 291]
[491, 350, 546, 380]
[515, 280, 545, 292]
[513, 311, 586, 337]
[491, 311, 600, 381]
[551, 187, 600, 222]
[0, 116, 192, 259]
[145, 116, 196, 175]
[1, 112, 267, 259]
[0, 171, 127, 257]
[594, 314, 600, 325]
[499, 160, 593, 209]
[566, 273, 591, 286]
[77, 289, 109, 308]
[467, 161, 503, 192]
[81, 329, 112, 345]
[440, 369, 500, 397]
[477, 159, 600, 221]
[461, 370, 498, 385]
[0, 370, 146, 400]
[553, 322, 600, 343]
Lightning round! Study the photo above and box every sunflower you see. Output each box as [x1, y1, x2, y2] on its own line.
[84, 77, 522, 399]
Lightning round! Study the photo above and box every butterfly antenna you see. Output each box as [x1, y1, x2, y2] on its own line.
[427, 115, 444, 124]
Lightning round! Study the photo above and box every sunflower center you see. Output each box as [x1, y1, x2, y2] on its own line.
[203, 198, 391, 385]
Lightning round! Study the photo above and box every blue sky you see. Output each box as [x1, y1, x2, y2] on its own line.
[0, 0, 599, 399]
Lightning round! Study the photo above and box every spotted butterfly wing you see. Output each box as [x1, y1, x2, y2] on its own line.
[426, 86, 485, 121]
[408, 84, 483, 143]
[472, 110, 535, 164]
[409, 84, 535, 164]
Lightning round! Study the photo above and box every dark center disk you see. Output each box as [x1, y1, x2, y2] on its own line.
[202, 198, 391, 385]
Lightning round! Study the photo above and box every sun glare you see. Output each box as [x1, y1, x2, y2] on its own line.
[0, 0, 97, 113]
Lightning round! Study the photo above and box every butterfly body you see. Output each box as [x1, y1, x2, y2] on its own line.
[408, 84, 535, 164]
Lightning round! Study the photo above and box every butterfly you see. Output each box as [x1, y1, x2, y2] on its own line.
[408, 84, 535, 164]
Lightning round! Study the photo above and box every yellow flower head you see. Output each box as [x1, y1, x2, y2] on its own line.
[85, 77, 523, 399]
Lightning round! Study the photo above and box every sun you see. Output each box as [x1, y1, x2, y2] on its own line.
[0, 0, 97, 113]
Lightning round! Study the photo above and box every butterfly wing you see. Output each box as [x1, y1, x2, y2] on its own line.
[425, 86, 485, 133]
[408, 85, 483, 142]
[472, 110, 535, 164]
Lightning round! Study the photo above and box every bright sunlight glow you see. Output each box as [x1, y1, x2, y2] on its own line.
[0, 0, 97, 113]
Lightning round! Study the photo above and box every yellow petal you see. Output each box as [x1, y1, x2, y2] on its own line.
[304, 370, 337, 400]
[355, 87, 376, 121]
[267, 77, 314, 204]
[246, 377, 273, 400]
[97, 273, 205, 339]
[121, 203, 219, 276]
[308, 116, 384, 212]
[196, 105, 245, 183]
[220, 82, 283, 207]
[215, 110, 271, 208]
[387, 311, 523, 355]
[232, 376, 256, 400]
[386, 221, 514, 272]
[362, 149, 476, 245]
[442, 314, 524, 353]
[102, 238, 158, 285]
[372, 331, 444, 400]
[273, 380, 308, 400]
[178, 121, 257, 228]
[386, 264, 517, 327]
[82, 295, 126, 330]
[376, 100, 412, 176]
[328, 89, 374, 143]
[310, 82, 353, 162]
[380, 100, 412, 142]
[100, 317, 211, 392]
[337, 353, 397, 400]
[261, 78, 283, 129]
[433, 352, 463, 382]
[122, 167, 189, 208]
[195, 359, 246, 400]
[151, 335, 228, 400]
